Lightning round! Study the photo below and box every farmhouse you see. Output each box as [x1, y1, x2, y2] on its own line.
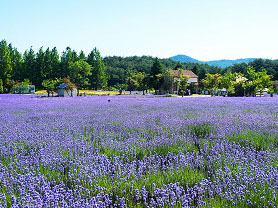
[57, 83, 77, 97]
[169, 70, 198, 83]
[169, 70, 198, 94]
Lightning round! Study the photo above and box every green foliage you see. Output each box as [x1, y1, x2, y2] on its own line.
[87, 48, 107, 90]
[184, 114, 197, 119]
[188, 123, 214, 139]
[201, 73, 222, 94]
[150, 58, 164, 90]
[220, 72, 236, 95]
[228, 131, 277, 151]
[0, 79, 3, 94]
[174, 62, 183, 70]
[42, 78, 62, 97]
[60, 47, 79, 78]
[11, 79, 31, 94]
[79, 50, 86, 61]
[69, 60, 92, 94]
[9, 43, 23, 83]
[22, 47, 36, 87]
[255, 69, 272, 95]
[93, 167, 205, 203]
[106, 67, 127, 87]
[115, 83, 127, 95]
[165, 93, 178, 97]
[177, 68, 189, 96]
[268, 86, 274, 96]
[3, 38, 278, 96]
[33, 47, 45, 88]
[243, 66, 272, 96]
[0, 40, 12, 92]
[126, 73, 138, 93]
[161, 71, 174, 94]
[135, 72, 148, 93]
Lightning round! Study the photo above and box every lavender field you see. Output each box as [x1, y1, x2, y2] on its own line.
[0, 95, 278, 207]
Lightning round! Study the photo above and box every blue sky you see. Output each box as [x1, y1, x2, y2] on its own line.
[1, 0, 278, 60]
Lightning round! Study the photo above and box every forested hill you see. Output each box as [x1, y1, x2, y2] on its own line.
[170, 55, 256, 68]
[104, 56, 278, 85]
[103, 55, 221, 74]
[104, 56, 176, 73]
[2, 38, 278, 92]
[103, 56, 222, 86]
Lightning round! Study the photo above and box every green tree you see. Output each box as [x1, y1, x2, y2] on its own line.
[150, 58, 164, 91]
[242, 66, 271, 96]
[161, 71, 174, 94]
[177, 69, 189, 97]
[87, 48, 107, 90]
[268, 86, 274, 97]
[136, 72, 148, 95]
[126, 74, 138, 94]
[198, 68, 207, 80]
[174, 62, 183, 70]
[106, 67, 127, 87]
[9, 44, 23, 83]
[69, 60, 92, 95]
[60, 47, 78, 78]
[255, 69, 272, 96]
[22, 47, 36, 85]
[41, 48, 51, 80]
[34, 47, 45, 88]
[0, 79, 3, 94]
[220, 72, 236, 96]
[244, 66, 259, 96]
[201, 73, 222, 95]
[79, 50, 86, 61]
[0, 40, 12, 92]
[115, 83, 127, 95]
[42, 78, 62, 97]
[50, 47, 60, 79]
[192, 65, 199, 75]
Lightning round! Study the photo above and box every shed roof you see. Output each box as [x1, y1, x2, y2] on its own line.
[169, 70, 198, 78]
[58, 83, 68, 89]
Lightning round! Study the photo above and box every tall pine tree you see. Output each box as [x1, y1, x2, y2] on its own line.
[34, 47, 45, 88]
[150, 58, 163, 90]
[50, 47, 60, 79]
[23, 47, 36, 84]
[0, 40, 12, 92]
[87, 48, 107, 90]
[60, 47, 75, 78]
[9, 44, 23, 82]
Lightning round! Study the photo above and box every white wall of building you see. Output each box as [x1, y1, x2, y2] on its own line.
[188, 78, 198, 83]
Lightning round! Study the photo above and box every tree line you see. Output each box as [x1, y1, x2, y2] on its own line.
[200, 67, 275, 96]
[0, 39, 278, 96]
[0, 39, 222, 95]
[0, 40, 106, 94]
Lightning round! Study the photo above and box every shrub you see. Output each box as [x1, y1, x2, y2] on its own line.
[12, 80, 31, 94]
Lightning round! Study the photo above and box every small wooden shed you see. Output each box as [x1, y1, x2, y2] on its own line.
[29, 85, 35, 94]
[58, 83, 77, 97]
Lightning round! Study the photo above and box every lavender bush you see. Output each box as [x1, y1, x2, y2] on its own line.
[0, 94, 278, 207]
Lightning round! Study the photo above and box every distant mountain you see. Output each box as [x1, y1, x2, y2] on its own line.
[169, 55, 256, 68]
[170, 55, 201, 64]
